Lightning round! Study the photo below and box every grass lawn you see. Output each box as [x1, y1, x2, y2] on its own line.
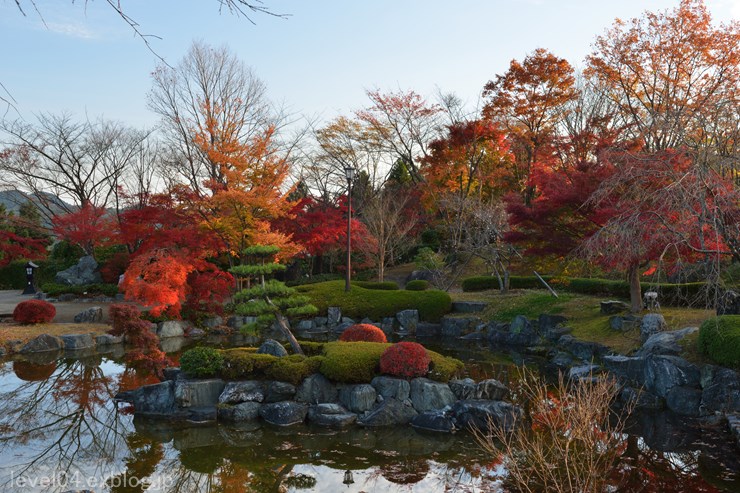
[451, 289, 714, 356]
[0, 322, 111, 346]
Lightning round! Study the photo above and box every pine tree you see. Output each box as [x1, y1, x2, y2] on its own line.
[229, 245, 317, 355]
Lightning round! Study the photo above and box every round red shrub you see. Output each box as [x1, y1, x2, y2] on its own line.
[13, 299, 56, 324]
[379, 342, 431, 379]
[339, 323, 388, 343]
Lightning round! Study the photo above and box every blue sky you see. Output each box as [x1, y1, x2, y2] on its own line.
[1, 0, 739, 128]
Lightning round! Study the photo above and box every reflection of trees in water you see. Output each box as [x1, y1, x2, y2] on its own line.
[0, 355, 131, 488]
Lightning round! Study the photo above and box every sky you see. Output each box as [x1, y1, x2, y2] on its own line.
[1, 0, 739, 130]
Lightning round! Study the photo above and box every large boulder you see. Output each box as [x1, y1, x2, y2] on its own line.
[96, 333, 123, 346]
[603, 354, 647, 384]
[358, 398, 418, 427]
[716, 290, 740, 316]
[475, 379, 509, 401]
[371, 376, 411, 401]
[538, 314, 569, 342]
[557, 335, 609, 361]
[257, 339, 288, 358]
[620, 386, 664, 410]
[157, 321, 187, 339]
[60, 333, 95, 350]
[307, 403, 357, 427]
[54, 255, 102, 286]
[175, 379, 226, 408]
[217, 401, 261, 422]
[219, 381, 264, 404]
[409, 378, 456, 413]
[396, 309, 419, 333]
[133, 381, 175, 416]
[643, 355, 700, 398]
[448, 378, 477, 401]
[295, 374, 338, 404]
[452, 400, 522, 433]
[641, 314, 667, 343]
[666, 386, 702, 416]
[339, 384, 377, 413]
[411, 409, 457, 433]
[264, 381, 296, 403]
[19, 334, 62, 353]
[259, 401, 308, 426]
[440, 316, 477, 337]
[637, 327, 698, 357]
[73, 306, 103, 323]
[488, 317, 541, 346]
[701, 366, 740, 414]
[327, 307, 342, 326]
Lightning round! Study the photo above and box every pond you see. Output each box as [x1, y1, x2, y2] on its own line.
[0, 341, 737, 493]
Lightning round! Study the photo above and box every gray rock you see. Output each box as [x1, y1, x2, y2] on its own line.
[264, 381, 296, 403]
[227, 315, 247, 329]
[452, 400, 522, 433]
[451, 301, 487, 313]
[307, 403, 357, 427]
[259, 401, 308, 426]
[296, 319, 315, 332]
[460, 332, 485, 341]
[568, 364, 601, 382]
[440, 316, 477, 337]
[620, 386, 664, 410]
[550, 351, 575, 369]
[396, 309, 419, 333]
[603, 354, 646, 384]
[73, 306, 103, 323]
[666, 386, 702, 416]
[188, 328, 205, 338]
[641, 313, 667, 343]
[202, 316, 223, 329]
[341, 317, 355, 325]
[295, 373, 337, 404]
[95, 333, 124, 346]
[727, 413, 740, 449]
[643, 355, 700, 398]
[416, 322, 440, 337]
[410, 378, 457, 413]
[160, 336, 186, 353]
[449, 378, 477, 400]
[381, 317, 395, 336]
[475, 379, 509, 401]
[19, 334, 62, 353]
[339, 384, 377, 413]
[218, 401, 261, 421]
[58, 293, 76, 302]
[701, 366, 740, 414]
[163, 367, 182, 381]
[637, 327, 698, 356]
[157, 320, 186, 338]
[327, 307, 342, 326]
[175, 379, 226, 408]
[60, 333, 95, 350]
[133, 381, 175, 416]
[539, 314, 570, 342]
[411, 409, 457, 433]
[219, 381, 264, 404]
[716, 289, 740, 316]
[371, 376, 411, 401]
[488, 317, 541, 346]
[54, 255, 102, 285]
[313, 316, 328, 327]
[600, 300, 630, 314]
[257, 339, 288, 357]
[358, 397, 418, 426]
[557, 335, 609, 361]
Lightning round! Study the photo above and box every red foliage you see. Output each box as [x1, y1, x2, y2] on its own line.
[0, 229, 48, 267]
[379, 342, 431, 379]
[339, 324, 388, 343]
[13, 299, 56, 324]
[184, 269, 235, 317]
[109, 304, 171, 378]
[53, 202, 115, 255]
[99, 251, 131, 284]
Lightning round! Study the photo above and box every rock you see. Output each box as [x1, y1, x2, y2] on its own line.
[259, 401, 308, 426]
[218, 401, 261, 421]
[451, 301, 487, 313]
[60, 333, 95, 350]
[381, 317, 395, 336]
[201, 316, 223, 329]
[327, 307, 342, 326]
[95, 333, 123, 346]
[716, 289, 740, 316]
[188, 328, 206, 338]
[449, 378, 477, 400]
[73, 306, 103, 323]
[666, 386, 702, 416]
[641, 314, 667, 343]
[643, 355, 700, 398]
[257, 339, 288, 357]
[637, 327, 698, 356]
[339, 384, 377, 413]
[701, 367, 740, 414]
[295, 374, 338, 404]
[162, 367, 182, 381]
[600, 300, 630, 314]
[54, 255, 102, 286]
[727, 413, 740, 449]
[219, 381, 264, 404]
[331, 322, 353, 335]
[409, 378, 456, 413]
[358, 398, 418, 426]
[550, 351, 575, 369]
[568, 364, 601, 382]
[296, 319, 315, 332]
[620, 386, 664, 410]
[341, 317, 355, 325]
[396, 309, 419, 333]
[557, 335, 609, 361]
[175, 379, 226, 408]
[603, 354, 647, 384]
[157, 320, 187, 338]
[539, 314, 569, 342]
[460, 332, 485, 341]
[440, 316, 477, 337]
[609, 316, 625, 331]
[475, 379, 509, 401]
[411, 409, 457, 433]
[416, 322, 440, 337]
[264, 381, 296, 403]
[452, 400, 522, 433]
[19, 334, 63, 353]
[371, 376, 411, 401]
[226, 316, 247, 329]
[160, 336, 186, 353]
[307, 403, 357, 427]
[133, 381, 175, 416]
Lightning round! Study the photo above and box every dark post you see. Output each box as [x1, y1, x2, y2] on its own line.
[22, 261, 39, 295]
[343, 166, 356, 292]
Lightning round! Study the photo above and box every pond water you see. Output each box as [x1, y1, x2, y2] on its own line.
[0, 341, 737, 493]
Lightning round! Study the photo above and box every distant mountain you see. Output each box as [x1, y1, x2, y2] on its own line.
[0, 189, 75, 228]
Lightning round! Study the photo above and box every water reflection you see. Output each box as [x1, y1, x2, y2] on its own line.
[0, 351, 736, 492]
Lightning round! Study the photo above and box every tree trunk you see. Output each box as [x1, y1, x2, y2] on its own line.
[628, 264, 642, 313]
[274, 313, 304, 356]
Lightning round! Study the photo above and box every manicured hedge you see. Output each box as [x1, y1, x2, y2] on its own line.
[698, 315, 740, 368]
[41, 282, 119, 297]
[353, 280, 399, 290]
[180, 347, 224, 378]
[320, 341, 391, 383]
[461, 275, 552, 292]
[405, 280, 429, 291]
[339, 324, 388, 343]
[296, 280, 451, 322]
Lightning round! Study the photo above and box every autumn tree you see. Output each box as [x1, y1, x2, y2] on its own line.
[52, 202, 116, 257]
[0, 203, 49, 267]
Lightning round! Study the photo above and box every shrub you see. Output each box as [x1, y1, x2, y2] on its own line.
[298, 341, 325, 356]
[354, 280, 399, 290]
[180, 347, 224, 378]
[698, 316, 740, 368]
[380, 342, 431, 379]
[220, 349, 277, 379]
[265, 355, 325, 385]
[405, 280, 429, 291]
[427, 350, 464, 382]
[339, 324, 388, 343]
[41, 282, 119, 297]
[13, 299, 56, 324]
[320, 341, 390, 383]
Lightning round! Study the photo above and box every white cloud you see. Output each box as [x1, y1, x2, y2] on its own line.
[44, 21, 97, 39]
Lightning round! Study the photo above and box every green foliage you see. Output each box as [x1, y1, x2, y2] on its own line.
[37, 241, 85, 285]
[414, 247, 445, 271]
[319, 341, 390, 383]
[220, 349, 277, 379]
[405, 280, 429, 291]
[0, 261, 28, 289]
[353, 280, 399, 290]
[698, 316, 740, 368]
[229, 263, 286, 277]
[298, 341, 325, 356]
[286, 273, 343, 287]
[265, 355, 325, 385]
[40, 282, 119, 297]
[242, 245, 280, 257]
[427, 351, 465, 382]
[180, 347, 224, 378]
[296, 280, 451, 322]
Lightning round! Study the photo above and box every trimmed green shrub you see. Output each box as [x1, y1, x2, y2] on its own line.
[319, 342, 390, 383]
[462, 275, 553, 292]
[40, 282, 119, 297]
[698, 316, 740, 368]
[265, 355, 325, 385]
[298, 341, 326, 356]
[13, 299, 56, 324]
[380, 342, 430, 378]
[296, 280, 451, 322]
[180, 347, 224, 378]
[405, 280, 429, 291]
[220, 349, 276, 379]
[286, 273, 342, 287]
[427, 351, 465, 382]
[354, 280, 399, 290]
[339, 324, 388, 343]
